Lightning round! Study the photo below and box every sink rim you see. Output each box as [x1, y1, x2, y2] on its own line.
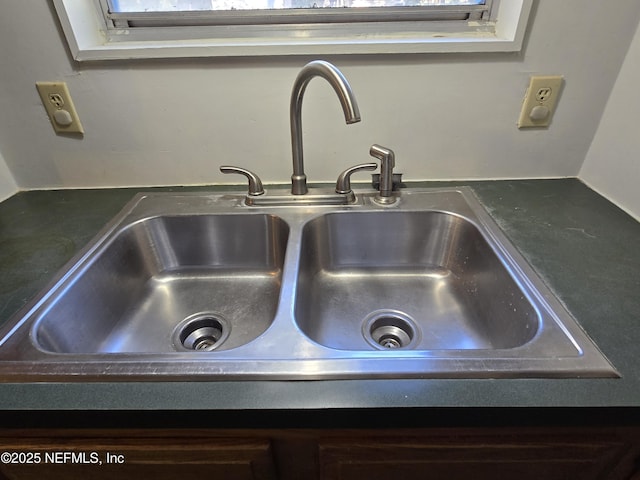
[0, 187, 619, 381]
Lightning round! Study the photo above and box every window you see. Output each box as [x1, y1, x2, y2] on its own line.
[110, 0, 488, 13]
[53, 0, 533, 60]
[105, 0, 491, 26]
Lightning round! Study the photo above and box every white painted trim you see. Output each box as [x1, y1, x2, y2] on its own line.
[53, 0, 532, 60]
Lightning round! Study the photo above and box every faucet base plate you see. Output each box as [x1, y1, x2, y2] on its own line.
[245, 189, 356, 206]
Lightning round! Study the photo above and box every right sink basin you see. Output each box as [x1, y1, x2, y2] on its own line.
[295, 210, 538, 351]
[287, 187, 616, 379]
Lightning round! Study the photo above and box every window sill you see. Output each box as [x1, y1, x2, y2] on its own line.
[53, 0, 532, 61]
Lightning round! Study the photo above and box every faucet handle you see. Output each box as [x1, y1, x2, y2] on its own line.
[220, 166, 265, 196]
[335, 162, 378, 194]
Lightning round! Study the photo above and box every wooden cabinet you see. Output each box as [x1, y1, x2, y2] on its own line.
[0, 427, 638, 480]
[318, 432, 634, 480]
[0, 436, 276, 480]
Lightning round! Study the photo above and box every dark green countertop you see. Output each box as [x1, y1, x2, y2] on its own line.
[0, 179, 638, 426]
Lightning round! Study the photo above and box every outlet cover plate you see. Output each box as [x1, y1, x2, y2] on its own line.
[517, 75, 564, 129]
[36, 81, 84, 134]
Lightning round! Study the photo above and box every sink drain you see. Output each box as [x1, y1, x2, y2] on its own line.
[362, 310, 420, 350]
[173, 313, 230, 352]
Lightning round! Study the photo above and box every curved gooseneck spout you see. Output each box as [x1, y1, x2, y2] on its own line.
[290, 60, 361, 195]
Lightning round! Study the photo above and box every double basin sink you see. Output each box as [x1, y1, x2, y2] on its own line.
[0, 187, 617, 380]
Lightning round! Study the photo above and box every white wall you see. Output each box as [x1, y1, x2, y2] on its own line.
[580, 22, 640, 220]
[1, 1, 640, 189]
[0, 151, 18, 202]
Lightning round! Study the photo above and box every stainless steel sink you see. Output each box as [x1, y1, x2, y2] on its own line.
[35, 214, 289, 354]
[0, 188, 618, 381]
[295, 211, 538, 351]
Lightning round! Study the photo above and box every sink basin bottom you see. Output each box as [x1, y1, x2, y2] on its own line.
[58, 270, 282, 354]
[301, 267, 533, 351]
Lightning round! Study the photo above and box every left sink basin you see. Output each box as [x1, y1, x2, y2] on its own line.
[33, 213, 289, 354]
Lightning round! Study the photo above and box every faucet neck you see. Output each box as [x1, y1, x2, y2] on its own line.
[290, 60, 361, 195]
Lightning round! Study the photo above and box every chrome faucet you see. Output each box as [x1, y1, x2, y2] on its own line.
[221, 61, 394, 206]
[290, 60, 361, 195]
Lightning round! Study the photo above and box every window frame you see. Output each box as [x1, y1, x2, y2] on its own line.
[52, 0, 533, 60]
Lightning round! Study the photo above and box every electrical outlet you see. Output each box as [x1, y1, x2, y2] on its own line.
[36, 81, 84, 134]
[517, 75, 564, 129]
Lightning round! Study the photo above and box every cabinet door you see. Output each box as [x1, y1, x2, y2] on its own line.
[0, 437, 277, 480]
[319, 434, 627, 480]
